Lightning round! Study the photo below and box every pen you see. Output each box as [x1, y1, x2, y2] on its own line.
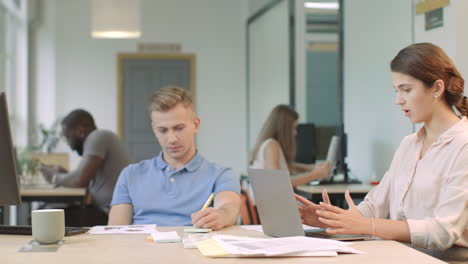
[201, 193, 214, 210]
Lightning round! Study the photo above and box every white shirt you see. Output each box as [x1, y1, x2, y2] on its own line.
[251, 138, 288, 170]
[357, 117, 468, 250]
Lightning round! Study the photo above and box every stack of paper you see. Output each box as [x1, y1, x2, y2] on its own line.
[241, 224, 320, 233]
[196, 235, 364, 257]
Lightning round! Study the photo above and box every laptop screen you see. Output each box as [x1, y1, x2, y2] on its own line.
[248, 168, 305, 237]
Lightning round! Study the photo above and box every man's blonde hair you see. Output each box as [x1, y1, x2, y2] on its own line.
[148, 86, 195, 115]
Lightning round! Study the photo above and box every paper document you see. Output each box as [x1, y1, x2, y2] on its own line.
[88, 225, 157, 234]
[196, 235, 364, 258]
[182, 233, 216, 248]
[184, 228, 212, 233]
[241, 224, 320, 233]
[151, 230, 181, 243]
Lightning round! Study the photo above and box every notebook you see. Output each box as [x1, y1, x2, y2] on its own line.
[247, 168, 370, 241]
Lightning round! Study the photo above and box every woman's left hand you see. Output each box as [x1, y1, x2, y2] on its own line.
[316, 190, 372, 235]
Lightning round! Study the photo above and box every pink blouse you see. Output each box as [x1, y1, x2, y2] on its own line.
[357, 117, 468, 250]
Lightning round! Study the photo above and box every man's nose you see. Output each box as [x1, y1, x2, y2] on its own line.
[167, 130, 178, 142]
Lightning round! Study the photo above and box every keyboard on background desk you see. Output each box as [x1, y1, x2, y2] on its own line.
[0, 225, 89, 236]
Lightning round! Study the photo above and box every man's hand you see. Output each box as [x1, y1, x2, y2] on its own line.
[313, 161, 331, 180]
[38, 164, 68, 183]
[191, 207, 227, 231]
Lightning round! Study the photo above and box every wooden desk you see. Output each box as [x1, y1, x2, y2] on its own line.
[0, 226, 444, 264]
[295, 183, 375, 206]
[20, 186, 86, 203]
[0, 187, 87, 225]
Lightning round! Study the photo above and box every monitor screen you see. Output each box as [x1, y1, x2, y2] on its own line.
[295, 123, 317, 164]
[325, 135, 340, 178]
[0, 92, 21, 205]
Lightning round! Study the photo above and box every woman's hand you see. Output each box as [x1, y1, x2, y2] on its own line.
[294, 189, 332, 228]
[308, 161, 331, 181]
[316, 190, 372, 235]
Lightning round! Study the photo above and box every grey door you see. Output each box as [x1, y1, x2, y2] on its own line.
[120, 54, 194, 162]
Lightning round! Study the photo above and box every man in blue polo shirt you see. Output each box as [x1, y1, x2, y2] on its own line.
[108, 86, 240, 230]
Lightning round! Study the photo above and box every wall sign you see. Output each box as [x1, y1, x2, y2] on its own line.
[425, 8, 443, 31]
[415, 0, 450, 15]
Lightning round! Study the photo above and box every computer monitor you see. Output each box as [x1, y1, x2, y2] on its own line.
[0, 92, 21, 206]
[325, 135, 340, 178]
[295, 123, 317, 164]
[319, 124, 359, 184]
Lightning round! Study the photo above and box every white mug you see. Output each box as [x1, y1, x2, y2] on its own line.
[31, 209, 65, 244]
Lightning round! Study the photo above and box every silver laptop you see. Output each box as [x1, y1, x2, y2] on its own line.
[248, 168, 370, 240]
[248, 168, 305, 237]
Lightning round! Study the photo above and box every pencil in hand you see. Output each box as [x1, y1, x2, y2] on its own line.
[201, 193, 214, 211]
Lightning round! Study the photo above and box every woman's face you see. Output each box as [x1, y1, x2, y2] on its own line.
[392, 72, 437, 124]
[292, 120, 298, 137]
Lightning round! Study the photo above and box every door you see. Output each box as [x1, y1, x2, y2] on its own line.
[118, 54, 195, 162]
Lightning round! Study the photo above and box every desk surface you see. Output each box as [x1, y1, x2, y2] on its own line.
[0, 226, 444, 264]
[296, 183, 375, 195]
[20, 187, 86, 197]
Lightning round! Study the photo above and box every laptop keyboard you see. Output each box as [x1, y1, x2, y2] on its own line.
[0, 225, 89, 236]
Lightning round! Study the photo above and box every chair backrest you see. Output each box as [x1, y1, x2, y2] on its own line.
[239, 177, 260, 225]
[246, 193, 260, 224]
[240, 190, 252, 225]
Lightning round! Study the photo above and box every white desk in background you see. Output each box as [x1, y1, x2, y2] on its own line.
[20, 186, 86, 203]
[295, 183, 375, 206]
[1, 187, 86, 225]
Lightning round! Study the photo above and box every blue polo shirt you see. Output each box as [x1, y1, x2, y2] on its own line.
[110, 152, 240, 226]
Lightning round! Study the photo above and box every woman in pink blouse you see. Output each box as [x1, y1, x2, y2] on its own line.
[296, 43, 467, 261]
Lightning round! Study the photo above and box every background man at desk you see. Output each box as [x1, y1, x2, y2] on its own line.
[108, 86, 240, 230]
[40, 109, 131, 225]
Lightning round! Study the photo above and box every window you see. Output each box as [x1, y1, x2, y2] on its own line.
[0, 0, 28, 146]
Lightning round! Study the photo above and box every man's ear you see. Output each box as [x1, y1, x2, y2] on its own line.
[193, 117, 201, 132]
[433, 79, 445, 97]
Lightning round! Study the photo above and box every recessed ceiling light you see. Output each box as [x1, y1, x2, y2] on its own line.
[304, 2, 339, 10]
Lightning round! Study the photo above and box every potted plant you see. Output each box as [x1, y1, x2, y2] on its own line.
[16, 118, 68, 185]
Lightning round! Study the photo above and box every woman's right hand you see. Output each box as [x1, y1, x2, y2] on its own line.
[308, 161, 331, 182]
[295, 189, 332, 228]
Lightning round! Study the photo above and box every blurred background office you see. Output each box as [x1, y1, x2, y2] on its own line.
[1, 0, 467, 224]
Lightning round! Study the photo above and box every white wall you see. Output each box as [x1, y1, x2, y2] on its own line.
[248, 0, 278, 16]
[343, 0, 414, 182]
[413, 0, 468, 95]
[455, 1, 468, 86]
[413, 1, 456, 58]
[294, 0, 306, 122]
[248, 0, 289, 149]
[35, 0, 247, 175]
[32, 0, 57, 130]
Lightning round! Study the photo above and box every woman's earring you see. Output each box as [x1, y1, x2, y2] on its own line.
[434, 94, 438, 99]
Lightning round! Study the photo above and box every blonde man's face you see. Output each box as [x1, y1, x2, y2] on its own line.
[151, 103, 199, 164]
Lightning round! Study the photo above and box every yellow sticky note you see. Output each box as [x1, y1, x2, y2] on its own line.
[196, 239, 230, 257]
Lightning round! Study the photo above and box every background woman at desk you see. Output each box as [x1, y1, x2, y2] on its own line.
[296, 43, 467, 262]
[250, 105, 330, 187]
